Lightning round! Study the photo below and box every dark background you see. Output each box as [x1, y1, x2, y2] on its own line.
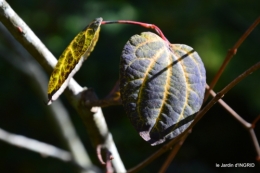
[0, 0, 260, 172]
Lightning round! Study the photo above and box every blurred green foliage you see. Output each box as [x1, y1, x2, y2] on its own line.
[0, 0, 260, 172]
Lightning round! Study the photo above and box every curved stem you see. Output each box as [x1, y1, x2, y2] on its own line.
[102, 20, 170, 44]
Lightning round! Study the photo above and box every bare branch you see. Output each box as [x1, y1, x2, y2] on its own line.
[208, 85, 260, 160]
[158, 132, 189, 173]
[0, 128, 72, 167]
[249, 129, 260, 158]
[0, 0, 125, 172]
[207, 84, 251, 128]
[204, 16, 260, 101]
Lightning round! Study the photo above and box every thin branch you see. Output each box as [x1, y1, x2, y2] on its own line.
[207, 84, 251, 129]
[215, 62, 260, 99]
[0, 128, 76, 168]
[158, 132, 189, 173]
[204, 16, 260, 102]
[208, 85, 260, 160]
[0, 0, 125, 172]
[249, 129, 260, 158]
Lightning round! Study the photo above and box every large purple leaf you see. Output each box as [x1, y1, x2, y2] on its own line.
[120, 32, 206, 146]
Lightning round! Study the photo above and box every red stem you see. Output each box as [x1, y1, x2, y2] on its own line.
[102, 20, 170, 44]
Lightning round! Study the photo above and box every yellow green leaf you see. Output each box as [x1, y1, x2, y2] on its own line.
[47, 17, 102, 105]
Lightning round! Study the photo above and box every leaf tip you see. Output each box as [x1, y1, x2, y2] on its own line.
[47, 98, 53, 105]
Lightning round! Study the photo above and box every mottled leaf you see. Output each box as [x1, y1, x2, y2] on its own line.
[120, 32, 206, 145]
[47, 17, 102, 105]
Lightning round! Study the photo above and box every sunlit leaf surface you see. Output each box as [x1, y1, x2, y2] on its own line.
[120, 32, 206, 145]
[47, 18, 102, 105]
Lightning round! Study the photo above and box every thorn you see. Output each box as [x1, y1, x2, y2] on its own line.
[96, 145, 106, 165]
